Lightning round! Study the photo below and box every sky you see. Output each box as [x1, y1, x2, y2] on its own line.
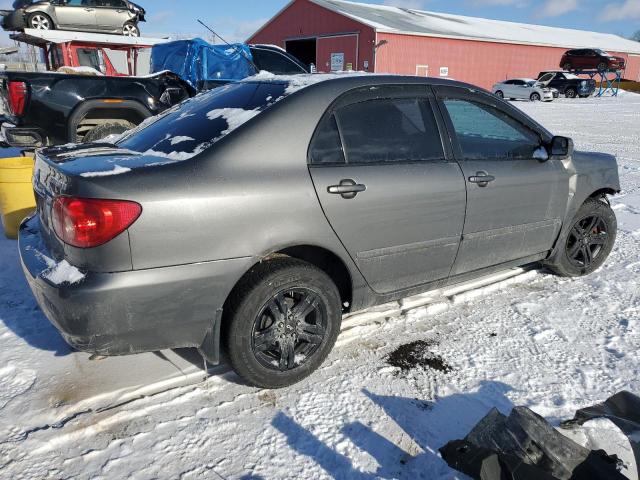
[0, 0, 639, 45]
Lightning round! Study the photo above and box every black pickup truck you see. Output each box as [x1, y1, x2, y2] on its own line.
[0, 45, 307, 148]
[537, 71, 597, 99]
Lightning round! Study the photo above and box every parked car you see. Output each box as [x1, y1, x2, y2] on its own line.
[0, 44, 307, 148]
[560, 49, 626, 72]
[1, 0, 146, 37]
[537, 71, 596, 98]
[492, 78, 554, 102]
[19, 75, 620, 388]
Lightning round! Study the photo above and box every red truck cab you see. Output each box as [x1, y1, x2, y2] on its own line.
[9, 28, 168, 76]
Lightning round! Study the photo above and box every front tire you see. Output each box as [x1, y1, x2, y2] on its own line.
[565, 88, 577, 99]
[546, 198, 617, 277]
[122, 22, 140, 37]
[530, 92, 541, 102]
[28, 13, 54, 30]
[224, 259, 342, 389]
[495, 90, 504, 99]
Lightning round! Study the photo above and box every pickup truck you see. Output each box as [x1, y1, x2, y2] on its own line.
[537, 71, 597, 99]
[0, 44, 307, 148]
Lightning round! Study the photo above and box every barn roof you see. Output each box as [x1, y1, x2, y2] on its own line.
[309, 0, 640, 55]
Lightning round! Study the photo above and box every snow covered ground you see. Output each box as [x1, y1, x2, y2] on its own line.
[0, 93, 639, 479]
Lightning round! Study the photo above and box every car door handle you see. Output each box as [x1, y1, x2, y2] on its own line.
[468, 172, 495, 187]
[327, 179, 366, 199]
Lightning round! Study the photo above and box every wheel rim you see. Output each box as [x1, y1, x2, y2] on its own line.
[566, 214, 610, 269]
[251, 288, 327, 372]
[532, 94, 540, 101]
[496, 91, 503, 98]
[123, 24, 138, 37]
[567, 90, 576, 98]
[564, 63, 572, 71]
[31, 15, 50, 29]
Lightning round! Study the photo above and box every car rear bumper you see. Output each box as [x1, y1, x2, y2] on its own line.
[19, 215, 253, 358]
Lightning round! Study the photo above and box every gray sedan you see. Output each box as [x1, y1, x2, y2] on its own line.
[492, 78, 554, 102]
[19, 75, 619, 388]
[1, 0, 145, 36]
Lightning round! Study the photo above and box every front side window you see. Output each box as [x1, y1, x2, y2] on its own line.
[333, 98, 444, 164]
[443, 98, 541, 160]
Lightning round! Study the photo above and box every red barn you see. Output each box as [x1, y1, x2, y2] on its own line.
[248, 0, 640, 90]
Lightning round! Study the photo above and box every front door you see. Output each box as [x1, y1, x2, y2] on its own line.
[308, 86, 467, 294]
[94, 0, 128, 31]
[434, 86, 569, 276]
[55, 0, 97, 29]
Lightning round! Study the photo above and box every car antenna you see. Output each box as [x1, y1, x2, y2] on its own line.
[197, 19, 260, 73]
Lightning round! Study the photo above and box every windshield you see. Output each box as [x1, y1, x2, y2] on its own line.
[595, 49, 611, 56]
[525, 80, 537, 87]
[117, 82, 288, 160]
[564, 73, 580, 79]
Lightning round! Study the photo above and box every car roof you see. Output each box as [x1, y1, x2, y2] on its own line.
[242, 72, 483, 95]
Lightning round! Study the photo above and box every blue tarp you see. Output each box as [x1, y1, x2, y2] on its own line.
[150, 38, 255, 90]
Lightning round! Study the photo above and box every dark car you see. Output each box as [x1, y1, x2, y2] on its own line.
[19, 75, 620, 389]
[560, 49, 626, 72]
[1, 0, 146, 37]
[537, 71, 597, 99]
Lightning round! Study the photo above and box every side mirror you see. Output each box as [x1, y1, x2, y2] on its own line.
[548, 136, 574, 160]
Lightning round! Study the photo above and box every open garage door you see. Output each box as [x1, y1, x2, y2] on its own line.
[316, 34, 358, 73]
[285, 38, 316, 72]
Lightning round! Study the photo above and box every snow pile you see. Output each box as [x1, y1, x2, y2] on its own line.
[206, 107, 261, 136]
[80, 165, 131, 177]
[42, 259, 85, 286]
[57, 66, 104, 76]
[169, 136, 194, 146]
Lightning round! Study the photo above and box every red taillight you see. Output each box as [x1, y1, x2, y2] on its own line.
[7, 81, 28, 117]
[52, 197, 142, 248]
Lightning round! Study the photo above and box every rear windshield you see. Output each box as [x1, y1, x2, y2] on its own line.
[117, 82, 287, 160]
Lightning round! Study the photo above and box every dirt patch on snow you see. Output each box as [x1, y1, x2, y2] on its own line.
[386, 340, 452, 374]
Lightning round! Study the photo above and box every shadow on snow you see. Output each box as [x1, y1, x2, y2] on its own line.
[272, 380, 516, 479]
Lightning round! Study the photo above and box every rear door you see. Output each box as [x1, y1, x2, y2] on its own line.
[434, 86, 569, 275]
[55, 0, 97, 29]
[93, 0, 129, 31]
[308, 85, 467, 294]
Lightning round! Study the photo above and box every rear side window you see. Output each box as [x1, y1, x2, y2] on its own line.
[333, 98, 444, 164]
[442, 98, 541, 160]
[310, 115, 345, 165]
[251, 48, 307, 75]
[118, 82, 287, 160]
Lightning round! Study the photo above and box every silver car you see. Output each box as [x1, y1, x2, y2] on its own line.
[1, 0, 146, 37]
[492, 78, 554, 102]
[19, 75, 619, 389]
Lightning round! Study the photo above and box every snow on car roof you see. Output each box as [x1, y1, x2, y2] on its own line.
[302, 0, 640, 55]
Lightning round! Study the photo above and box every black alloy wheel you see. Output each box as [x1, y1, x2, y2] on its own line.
[252, 288, 327, 371]
[546, 198, 617, 277]
[224, 258, 341, 388]
[565, 214, 610, 269]
[495, 90, 504, 99]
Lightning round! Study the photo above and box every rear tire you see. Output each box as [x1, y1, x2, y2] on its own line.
[597, 62, 607, 72]
[82, 122, 133, 143]
[224, 258, 342, 389]
[122, 22, 140, 37]
[545, 198, 617, 277]
[563, 62, 573, 71]
[565, 88, 577, 99]
[28, 12, 54, 30]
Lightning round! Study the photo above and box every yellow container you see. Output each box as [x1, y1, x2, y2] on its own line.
[0, 156, 36, 239]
